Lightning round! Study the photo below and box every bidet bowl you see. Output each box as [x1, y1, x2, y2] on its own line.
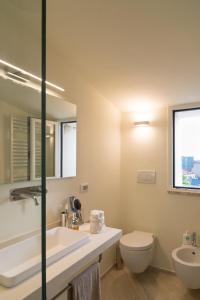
[172, 246, 200, 289]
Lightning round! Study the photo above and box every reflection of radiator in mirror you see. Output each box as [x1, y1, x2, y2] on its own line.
[11, 116, 30, 182]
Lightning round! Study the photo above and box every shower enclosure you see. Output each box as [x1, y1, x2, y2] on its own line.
[0, 0, 46, 298]
[0, 1, 77, 299]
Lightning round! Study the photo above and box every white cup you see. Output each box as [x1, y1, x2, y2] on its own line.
[90, 210, 105, 234]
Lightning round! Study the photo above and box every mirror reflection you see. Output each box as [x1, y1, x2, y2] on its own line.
[0, 61, 77, 184]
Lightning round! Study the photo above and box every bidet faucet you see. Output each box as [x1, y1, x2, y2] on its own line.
[192, 232, 197, 247]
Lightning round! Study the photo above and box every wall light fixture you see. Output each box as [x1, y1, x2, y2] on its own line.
[134, 121, 150, 127]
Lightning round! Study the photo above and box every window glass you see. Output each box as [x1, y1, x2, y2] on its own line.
[174, 108, 200, 189]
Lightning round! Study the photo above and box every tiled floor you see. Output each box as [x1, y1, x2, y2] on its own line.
[101, 266, 200, 300]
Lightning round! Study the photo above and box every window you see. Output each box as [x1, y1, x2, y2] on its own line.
[172, 107, 200, 190]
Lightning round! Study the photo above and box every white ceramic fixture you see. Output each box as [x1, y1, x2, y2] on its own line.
[0, 227, 90, 288]
[172, 245, 200, 289]
[120, 231, 154, 273]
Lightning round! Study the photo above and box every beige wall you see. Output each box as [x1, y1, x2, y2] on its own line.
[0, 54, 121, 275]
[0, 3, 121, 274]
[3, 0, 200, 276]
[121, 108, 200, 271]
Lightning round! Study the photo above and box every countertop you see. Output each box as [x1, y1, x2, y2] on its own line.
[0, 224, 122, 300]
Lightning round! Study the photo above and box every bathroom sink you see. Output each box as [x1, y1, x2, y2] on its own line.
[0, 227, 90, 288]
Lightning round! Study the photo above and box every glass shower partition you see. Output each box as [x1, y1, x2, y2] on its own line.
[0, 1, 45, 299]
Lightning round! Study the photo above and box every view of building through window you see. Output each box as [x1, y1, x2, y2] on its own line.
[174, 108, 200, 189]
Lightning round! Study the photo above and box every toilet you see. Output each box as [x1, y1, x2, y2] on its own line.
[120, 231, 154, 273]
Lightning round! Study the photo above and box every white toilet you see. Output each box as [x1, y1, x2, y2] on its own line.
[120, 230, 155, 273]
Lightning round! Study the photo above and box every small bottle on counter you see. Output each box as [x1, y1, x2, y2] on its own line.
[61, 212, 66, 227]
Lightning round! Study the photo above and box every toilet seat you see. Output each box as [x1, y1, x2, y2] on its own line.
[120, 231, 154, 251]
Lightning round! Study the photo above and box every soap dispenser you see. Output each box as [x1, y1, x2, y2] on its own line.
[182, 230, 193, 245]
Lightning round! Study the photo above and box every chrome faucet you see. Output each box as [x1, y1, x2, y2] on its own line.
[10, 186, 44, 206]
[66, 196, 84, 226]
[192, 232, 198, 247]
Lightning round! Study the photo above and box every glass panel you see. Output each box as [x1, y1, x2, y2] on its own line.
[174, 108, 200, 189]
[0, 0, 42, 297]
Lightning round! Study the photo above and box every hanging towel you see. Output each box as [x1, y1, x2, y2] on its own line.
[71, 263, 101, 300]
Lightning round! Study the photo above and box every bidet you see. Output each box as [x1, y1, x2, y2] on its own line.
[172, 245, 200, 289]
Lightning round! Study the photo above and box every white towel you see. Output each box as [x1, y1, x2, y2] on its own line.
[71, 263, 101, 300]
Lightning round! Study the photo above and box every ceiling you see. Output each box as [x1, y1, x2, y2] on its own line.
[2, 0, 200, 112]
[46, 0, 200, 111]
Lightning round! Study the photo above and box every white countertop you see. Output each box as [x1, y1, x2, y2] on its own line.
[0, 224, 122, 300]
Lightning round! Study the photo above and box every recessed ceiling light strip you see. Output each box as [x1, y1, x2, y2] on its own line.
[0, 59, 64, 92]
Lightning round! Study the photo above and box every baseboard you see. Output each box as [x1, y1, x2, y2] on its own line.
[100, 262, 116, 278]
[151, 265, 175, 274]
[100, 262, 176, 279]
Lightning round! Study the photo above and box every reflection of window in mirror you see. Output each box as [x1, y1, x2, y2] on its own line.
[61, 121, 77, 178]
[30, 118, 77, 180]
[30, 118, 59, 180]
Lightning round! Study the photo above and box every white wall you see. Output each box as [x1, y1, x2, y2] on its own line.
[121, 108, 200, 271]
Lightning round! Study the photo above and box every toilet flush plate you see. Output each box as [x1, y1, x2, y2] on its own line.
[137, 170, 156, 184]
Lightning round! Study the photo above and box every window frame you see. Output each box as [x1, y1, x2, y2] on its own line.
[168, 103, 200, 193]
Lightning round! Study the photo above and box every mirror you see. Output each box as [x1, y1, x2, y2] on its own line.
[0, 63, 77, 184]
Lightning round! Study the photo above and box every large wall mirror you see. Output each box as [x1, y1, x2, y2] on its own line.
[0, 62, 77, 184]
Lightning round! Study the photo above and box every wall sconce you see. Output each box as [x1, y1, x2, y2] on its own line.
[134, 121, 150, 127]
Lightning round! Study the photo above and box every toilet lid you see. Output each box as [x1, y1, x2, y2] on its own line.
[120, 231, 154, 250]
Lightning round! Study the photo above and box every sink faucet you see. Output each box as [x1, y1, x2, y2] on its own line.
[66, 196, 84, 227]
[192, 232, 198, 247]
[10, 186, 45, 206]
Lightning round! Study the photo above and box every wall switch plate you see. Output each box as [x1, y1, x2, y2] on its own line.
[137, 170, 156, 184]
[80, 183, 89, 192]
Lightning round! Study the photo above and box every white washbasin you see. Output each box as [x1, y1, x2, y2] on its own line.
[0, 227, 90, 288]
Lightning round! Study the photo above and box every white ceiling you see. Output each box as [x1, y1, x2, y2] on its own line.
[2, 1, 200, 112]
[46, 0, 200, 111]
